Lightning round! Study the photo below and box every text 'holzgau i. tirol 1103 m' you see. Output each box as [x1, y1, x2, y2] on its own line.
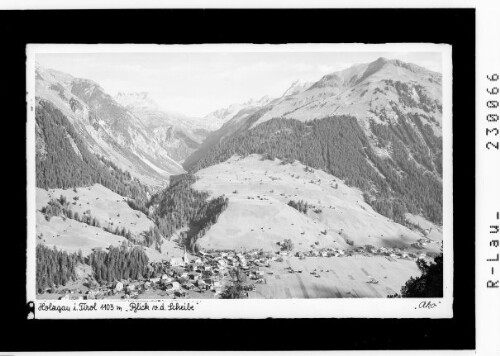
[30, 45, 450, 308]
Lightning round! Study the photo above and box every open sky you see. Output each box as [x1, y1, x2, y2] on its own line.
[36, 50, 442, 117]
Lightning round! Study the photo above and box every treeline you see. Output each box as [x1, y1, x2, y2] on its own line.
[102, 224, 133, 241]
[148, 173, 229, 252]
[37, 244, 153, 292]
[96, 155, 149, 204]
[88, 246, 150, 284]
[288, 200, 311, 214]
[42, 195, 101, 227]
[142, 226, 163, 252]
[126, 199, 149, 216]
[369, 198, 407, 225]
[36, 244, 82, 293]
[35, 99, 149, 207]
[187, 115, 442, 224]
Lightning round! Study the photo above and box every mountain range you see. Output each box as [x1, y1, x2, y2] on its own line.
[34, 57, 444, 262]
[184, 57, 443, 224]
[35, 64, 284, 189]
[35, 65, 185, 187]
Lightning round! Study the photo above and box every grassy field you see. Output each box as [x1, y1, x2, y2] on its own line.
[197, 198, 346, 252]
[249, 256, 420, 298]
[194, 155, 442, 252]
[36, 184, 190, 261]
[37, 184, 155, 237]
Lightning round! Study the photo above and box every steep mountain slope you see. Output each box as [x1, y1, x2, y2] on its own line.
[182, 105, 271, 169]
[115, 92, 209, 162]
[35, 99, 150, 203]
[252, 58, 442, 135]
[184, 58, 443, 225]
[35, 65, 184, 187]
[182, 96, 276, 169]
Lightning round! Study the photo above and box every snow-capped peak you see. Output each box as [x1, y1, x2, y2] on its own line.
[35, 64, 75, 86]
[281, 79, 313, 97]
[243, 95, 273, 107]
[115, 91, 160, 110]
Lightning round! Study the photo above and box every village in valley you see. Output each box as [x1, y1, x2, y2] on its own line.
[34, 53, 446, 301]
[41, 234, 442, 301]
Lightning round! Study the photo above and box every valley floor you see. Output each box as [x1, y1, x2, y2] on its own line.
[250, 255, 418, 298]
[34, 155, 440, 300]
[37, 255, 420, 300]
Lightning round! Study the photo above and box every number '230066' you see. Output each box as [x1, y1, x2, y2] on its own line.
[486, 74, 499, 150]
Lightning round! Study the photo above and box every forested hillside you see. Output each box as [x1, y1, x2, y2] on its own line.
[35, 99, 149, 204]
[148, 173, 229, 252]
[89, 246, 150, 284]
[188, 116, 442, 224]
[36, 244, 151, 291]
[36, 65, 186, 186]
[36, 244, 81, 293]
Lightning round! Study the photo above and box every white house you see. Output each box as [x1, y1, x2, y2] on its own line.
[114, 281, 124, 292]
[161, 277, 173, 285]
[217, 259, 226, 268]
[170, 257, 184, 267]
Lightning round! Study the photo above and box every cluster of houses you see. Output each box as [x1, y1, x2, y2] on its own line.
[119, 249, 279, 297]
[55, 239, 439, 300]
[352, 245, 433, 260]
[291, 244, 433, 260]
[293, 247, 347, 259]
[410, 237, 441, 250]
[58, 248, 278, 300]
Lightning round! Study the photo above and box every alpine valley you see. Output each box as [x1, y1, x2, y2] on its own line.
[34, 57, 445, 300]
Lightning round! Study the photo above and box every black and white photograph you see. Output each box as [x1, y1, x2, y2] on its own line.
[26, 44, 453, 318]
[0, 2, 490, 353]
